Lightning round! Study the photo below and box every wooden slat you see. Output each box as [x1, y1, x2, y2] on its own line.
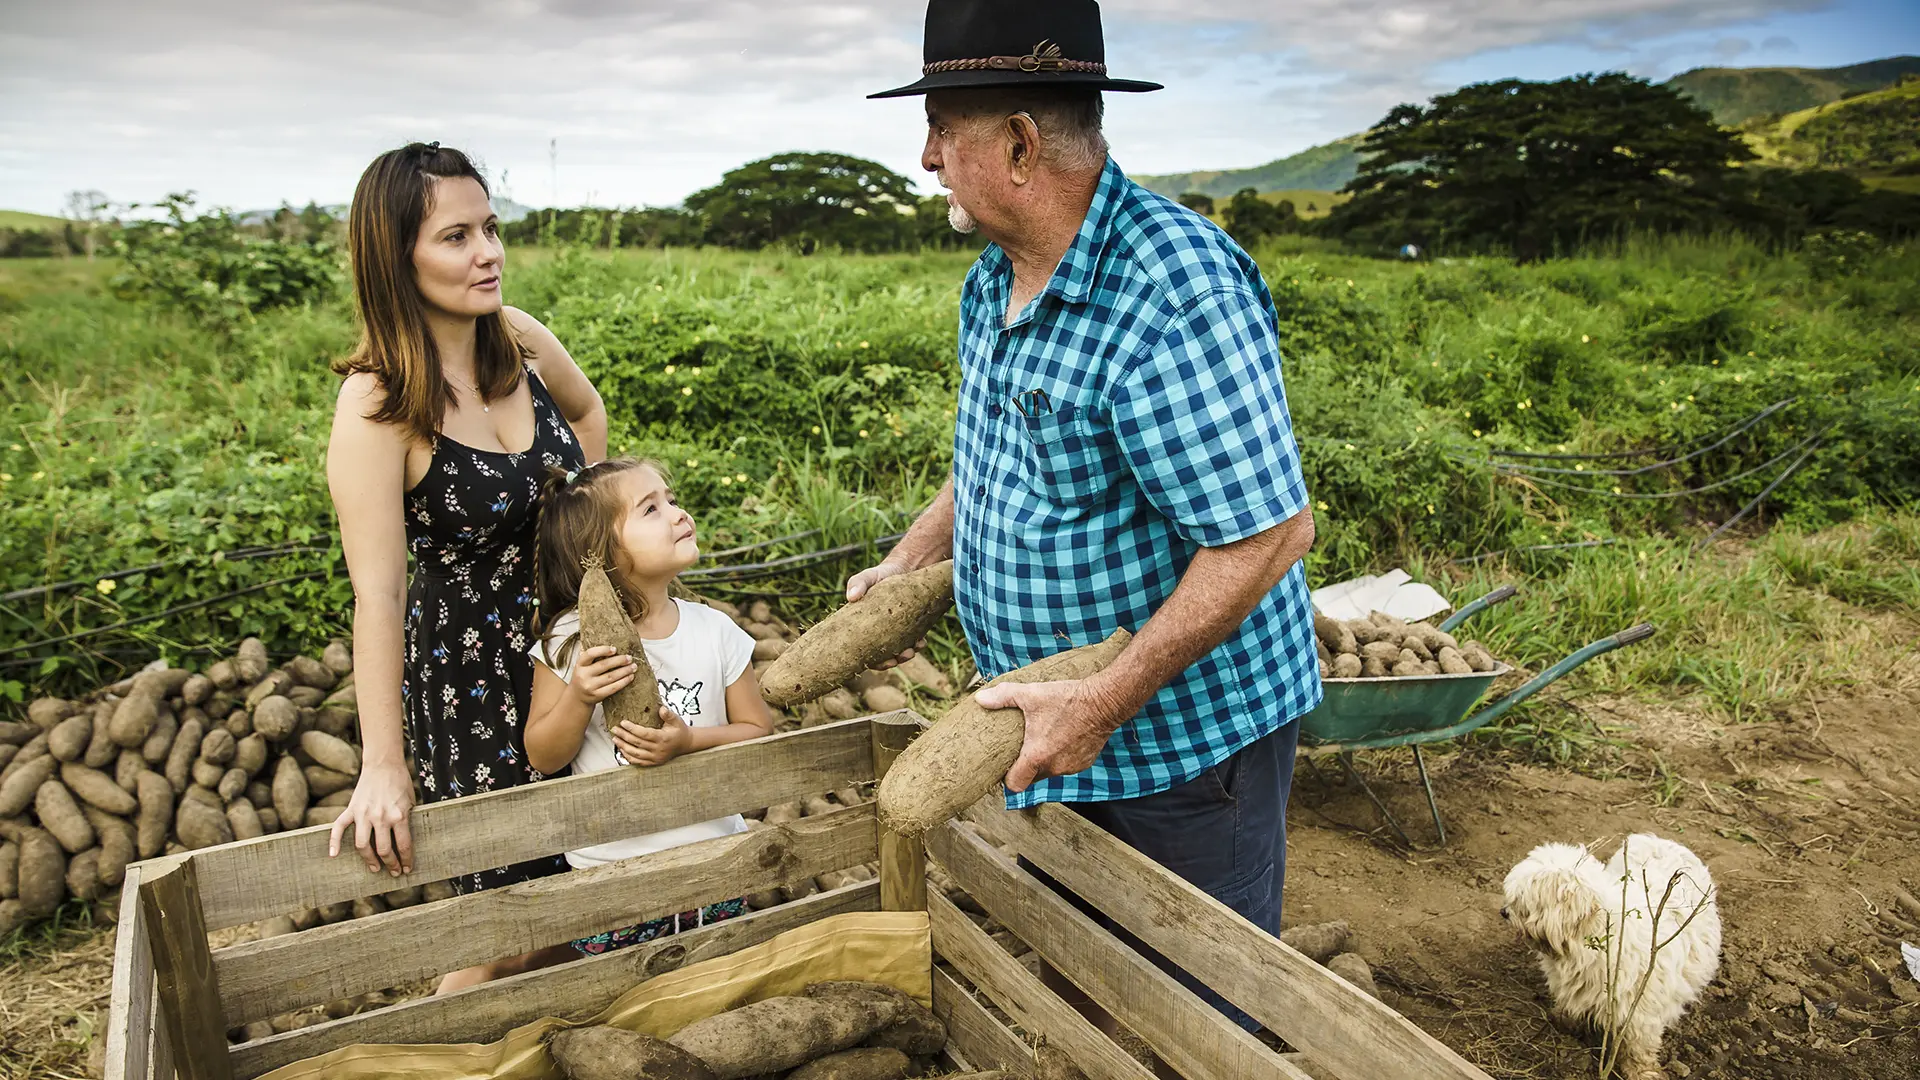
[213, 804, 876, 1023]
[192, 717, 879, 930]
[869, 713, 927, 912]
[975, 803, 1493, 1080]
[929, 821, 1312, 1080]
[104, 861, 155, 1080]
[931, 891, 1152, 1080]
[139, 858, 234, 1080]
[229, 881, 881, 1077]
[931, 965, 1031, 1074]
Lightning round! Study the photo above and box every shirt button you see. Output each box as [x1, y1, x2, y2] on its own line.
[975, 484, 986, 497]
[989, 405, 1001, 417]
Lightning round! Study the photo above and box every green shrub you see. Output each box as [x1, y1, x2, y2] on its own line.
[112, 194, 340, 332]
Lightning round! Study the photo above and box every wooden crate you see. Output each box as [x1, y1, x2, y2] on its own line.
[105, 712, 1493, 1080]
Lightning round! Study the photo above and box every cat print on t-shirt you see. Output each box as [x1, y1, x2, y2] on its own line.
[611, 677, 706, 765]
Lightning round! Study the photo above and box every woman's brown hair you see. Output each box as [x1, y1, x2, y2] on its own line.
[334, 142, 524, 444]
[532, 458, 679, 669]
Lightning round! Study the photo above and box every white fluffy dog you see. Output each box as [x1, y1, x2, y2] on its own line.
[1502, 834, 1721, 1079]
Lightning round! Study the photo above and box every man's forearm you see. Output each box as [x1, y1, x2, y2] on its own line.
[1088, 508, 1316, 721]
[887, 479, 955, 570]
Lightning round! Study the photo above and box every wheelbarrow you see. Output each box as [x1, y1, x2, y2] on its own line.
[1296, 585, 1656, 846]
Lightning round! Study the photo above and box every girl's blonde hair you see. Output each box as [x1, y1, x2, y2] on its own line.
[531, 457, 678, 669]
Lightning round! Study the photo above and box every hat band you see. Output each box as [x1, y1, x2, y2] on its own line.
[923, 39, 1106, 77]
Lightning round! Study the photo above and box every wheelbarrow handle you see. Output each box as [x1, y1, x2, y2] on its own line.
[1464, 621, 1658, 732]
[1437, 584, 1519, 634]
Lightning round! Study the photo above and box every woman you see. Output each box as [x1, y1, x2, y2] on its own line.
[325, 142, 608, 992]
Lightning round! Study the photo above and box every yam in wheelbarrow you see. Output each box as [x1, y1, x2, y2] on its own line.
[1297, 585, 1656, 846]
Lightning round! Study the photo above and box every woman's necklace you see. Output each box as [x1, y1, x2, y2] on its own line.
[446, 370, 489, 413]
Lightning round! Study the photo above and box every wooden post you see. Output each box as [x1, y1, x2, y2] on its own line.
[139, 857, 234, 1080]
[870, 713, 927, 911]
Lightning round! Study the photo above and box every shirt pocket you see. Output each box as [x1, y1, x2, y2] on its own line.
[1018, 404, 1116, 508]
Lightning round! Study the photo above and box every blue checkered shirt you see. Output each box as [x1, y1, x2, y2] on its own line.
[951, 158, 1322, 808]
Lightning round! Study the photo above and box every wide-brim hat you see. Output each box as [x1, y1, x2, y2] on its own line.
[870, 0, 1162, 99]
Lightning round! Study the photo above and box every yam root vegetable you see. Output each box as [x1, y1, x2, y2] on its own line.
[1419, 660, 1442, 676]
[48, 713, 92, 762]
[286, 686, 327, 709]
[115, 749, 145, 793]
[1331, 653, 1363, 679]
[200, 727, 237, 765]
[820, 688, 861, 721]
[253, 696, 299, 741]
[286, 655, 337, 691]
[107, 690, 160, 748]
[234, 734, 268, 779]
[0, 841, 15, 900]
[323, 683, 358, 712]
[751, 637, 787, 663]
[300, 731, 361, 776]
[1437, 647, 1473, 675]
[0, 899, 24, 936]
[273, 757, 309, 836]
[0, 721, 33, 746]
[1360, 656, 1389, 679]
[0, 755, 58, 818]
[802, 794, 838, 818]
[83, 808, 133, 887]
[9, 731, 50, 768]
[0, 745, 15, 772]
[227, 800, 265, 841]
[235, 637, 270, 683]
[66, 847, 102, 902]
[1358, 640, 1401, 663]
[317, 788, 354, 809]
[191, 758, 227, 790]
[177, 799, 235, 849]
[762, 561, 956, 708]
[303, 765, 355, 798]
[1313, 612, 1358, 657]
[878, 630, 1131, 838]
[246, 672, 295, 711]
[1327, 952, 1380, 1000]
[888, 654, 955, 698]
[350, 896, 388, 920]
[1390, 656, 1426, 678]
[1347, 619, 1389, 646]
[223, 710, 253, 740]
[180, 673, 214, 706]
[1280, 920, 1351, 964]
[256, 808, 281, 833]
[165, 717, 204, 794]
[744, 888, 784, 911]
[1461, 643, 1496, 673]
[83, 703, 119, 768]
[135, 772, 173, 858]
[667, 994, 899, 1079]
[861, 685, 910, 714]
[804, 984, 946, 1057]
[763, 800, 803, 826]
[306, 806, 346, 828]
[29, 698, 77, 731]
[140, 706, 178, 766]
[1402, 636, 1434, 663]
[61, 763, 137, 816]
[576, 555, 665, 731]
[323, 640, 354, 675]
[787, 1048, 912, 1080]
[548, 1025, 717, 1080]
[315, 707, 356, 740]
[218, 767, 249, 803]
[422, 880, 458, 903]
[181, 785, 223, 812]
[207, 659, 239, 689]
[380, 884, 422, 908]
[16, 826, 67, 917]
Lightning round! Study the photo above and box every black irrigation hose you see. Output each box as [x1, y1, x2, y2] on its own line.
[693, 584, 861, 601]
[1693, 437, 1830, 552]
[1482, 397, 1799, 462]
[703, 528, 824, 562]
[0, 571, 331, 658]
[1473, 399, 1799, 477]
[1490, 427, 1832, 500]
[1, 543, 331, 605]
[1451, 539, 1621, 564]
[679, 533, 906, 582]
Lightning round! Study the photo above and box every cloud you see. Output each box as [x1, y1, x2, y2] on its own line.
[0, 0, 1831, 212]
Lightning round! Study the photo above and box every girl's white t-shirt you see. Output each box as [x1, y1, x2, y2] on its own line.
[530, 599, 757, 869]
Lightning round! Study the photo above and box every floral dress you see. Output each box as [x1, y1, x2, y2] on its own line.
[403, 365, 584, 893]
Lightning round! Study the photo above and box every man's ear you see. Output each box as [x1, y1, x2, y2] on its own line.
[1007, 112, 1040, 186]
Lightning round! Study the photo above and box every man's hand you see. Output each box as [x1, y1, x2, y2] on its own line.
[974, 677, 1133, 793]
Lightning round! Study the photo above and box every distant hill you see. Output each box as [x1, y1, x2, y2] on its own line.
[1134, 57, 1920, 202]
[0, 210, 68, 230]
[1745, 76, 1920, 174]
[1668, 56, 1920, 127]
[1132, 135, 1366, 201]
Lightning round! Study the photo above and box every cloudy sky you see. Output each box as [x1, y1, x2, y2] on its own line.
[3, 0, 1916, 216]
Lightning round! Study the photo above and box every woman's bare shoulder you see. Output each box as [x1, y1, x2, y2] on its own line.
[331, 371, 406, 447]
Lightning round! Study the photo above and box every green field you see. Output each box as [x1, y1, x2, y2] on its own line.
[2, 235, 1916, 715]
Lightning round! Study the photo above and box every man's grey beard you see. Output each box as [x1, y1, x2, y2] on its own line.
[947, 197, 978, 235]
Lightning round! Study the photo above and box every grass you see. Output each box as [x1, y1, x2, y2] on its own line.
[0, 210, 66, 231]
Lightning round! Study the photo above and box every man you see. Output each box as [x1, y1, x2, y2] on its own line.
[849, 0, 1322, 1046]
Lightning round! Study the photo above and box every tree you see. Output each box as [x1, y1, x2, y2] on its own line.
[1221, 188, 1300, 245]
[684, 152, 918, 253]
[1177, 192, 1215, 216]
[1327, 73, 1754, 259]
[63, 189, 111, 258]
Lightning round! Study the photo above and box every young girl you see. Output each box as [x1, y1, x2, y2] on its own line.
[524, 457, 774, 954]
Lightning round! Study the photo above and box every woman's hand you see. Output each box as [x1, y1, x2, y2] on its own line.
[612, 708, 692, 766]
[569, 645, 637, 706]
[328, 758, 416, 876]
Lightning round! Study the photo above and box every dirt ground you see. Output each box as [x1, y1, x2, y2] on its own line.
[1285, 685, 1920, 1080]
[5, 692, 1916, 1080]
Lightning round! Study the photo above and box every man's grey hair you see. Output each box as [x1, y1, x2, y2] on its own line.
[951, 88, 1107, 173]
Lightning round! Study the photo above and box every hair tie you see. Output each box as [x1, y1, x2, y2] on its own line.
[564, 469, 579, 485]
